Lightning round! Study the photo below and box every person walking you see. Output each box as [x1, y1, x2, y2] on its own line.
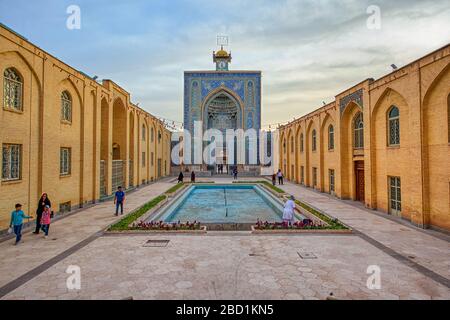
[191, 171, 196, 183]
[9, 203, 33, 245]
[277, 169, 284, 185]
[40, 205, 52, 239]
[282, 196, 296, 226]
[33, 193, 51, 235]
[233, 168, 238, 180]
[178, 172, 184, 184]
[114, 186, 126, 216]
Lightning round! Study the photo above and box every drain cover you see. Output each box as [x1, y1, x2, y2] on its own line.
[143, 240, 170, 247]
[297, 252, 317, 259]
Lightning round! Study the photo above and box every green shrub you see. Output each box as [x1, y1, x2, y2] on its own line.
[295, 200, 348, 230]
[109, 195, 167, 231]
[165, 183, 185, 194]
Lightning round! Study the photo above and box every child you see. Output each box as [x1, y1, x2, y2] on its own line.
[40, 205, 52, 239]
[9, 203, 33, 245]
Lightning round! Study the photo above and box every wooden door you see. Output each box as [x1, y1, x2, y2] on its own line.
[355, 161, 365, 202]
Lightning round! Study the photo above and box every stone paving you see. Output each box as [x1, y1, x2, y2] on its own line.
[0, 177, 449, 300]
[278, 181, 450, 280]
[0, 179, 173, 288]
[3, 235, 450, 300]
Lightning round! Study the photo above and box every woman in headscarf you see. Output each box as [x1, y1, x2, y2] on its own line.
[33, 193, 51, 234]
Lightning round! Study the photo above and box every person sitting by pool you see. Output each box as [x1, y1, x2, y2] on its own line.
[283, 195, 296, 226]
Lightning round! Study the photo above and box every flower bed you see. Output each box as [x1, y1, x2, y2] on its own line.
[254, 219, 321, 230]
[295, 200, 349, 230]
[108, 195, 167, 231]
[131, 220, 202, 231]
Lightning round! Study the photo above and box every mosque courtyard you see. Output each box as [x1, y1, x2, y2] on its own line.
[0, 177, 448, 300]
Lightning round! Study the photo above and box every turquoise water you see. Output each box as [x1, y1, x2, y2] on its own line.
[159, 185, 287, 224]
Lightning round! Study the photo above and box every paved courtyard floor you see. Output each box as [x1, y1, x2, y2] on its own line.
[0, 177, 449, 300]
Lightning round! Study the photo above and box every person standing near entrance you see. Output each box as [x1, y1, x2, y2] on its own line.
[233, 168, 238, 180]
[191, 171, 196, 183]
[178, 171, 184, 184]
[114, 186, 126, 216]
[9, 204, 33, 245]
[33, 193, 51, 235]
[277, 169, 284, 185]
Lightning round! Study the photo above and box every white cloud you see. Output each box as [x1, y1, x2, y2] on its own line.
[53, 0, 450, 126]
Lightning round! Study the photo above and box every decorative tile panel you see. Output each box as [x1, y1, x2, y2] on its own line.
[339, 88, 363, 114]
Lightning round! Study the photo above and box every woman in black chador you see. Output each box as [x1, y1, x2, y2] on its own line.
[33, 193, 51, 234]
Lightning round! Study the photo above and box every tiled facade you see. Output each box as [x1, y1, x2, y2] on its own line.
[278, 44, 450, 231]
[0, 24, 171, 230]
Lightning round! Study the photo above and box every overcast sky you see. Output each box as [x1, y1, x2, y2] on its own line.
[1, 0, 449, 128]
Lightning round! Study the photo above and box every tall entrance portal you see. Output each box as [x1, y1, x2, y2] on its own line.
[182, 44, 262, 176]
[205, 92, 241, 174]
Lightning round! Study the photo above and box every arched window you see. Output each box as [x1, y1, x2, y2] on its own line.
[283, 139, 286, 154]
[353, 112, 364, 149]
[61, 91, 72, 122]
[4, 68, 23, 111]
[312, 130, 317, 151]
[142, 124, 146, 141]
[328, 125, 335, 150]
[388, 106, 400, 146]
[151, 128, 154, 142]
[290, 136, 294, 153]
[300, 134, 304, 153]
[158, 130, 161, 144]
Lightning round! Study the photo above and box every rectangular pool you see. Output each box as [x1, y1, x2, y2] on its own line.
[149, 184, 304, 224]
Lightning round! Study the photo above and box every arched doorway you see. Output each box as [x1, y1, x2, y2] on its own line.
[100, 98, 109, 197]
[341, 102, 365, 201]
[202, 91, 242, 173]
[112, 98, 127, 191]
[129, 112, 135, 187]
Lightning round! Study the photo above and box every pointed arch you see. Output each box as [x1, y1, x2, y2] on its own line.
[59, 77, 82, 106]
[201, 87, 244, 129]
[287, 128, 294, 180]
[305, 119, 316, 186]
[421, 61, 450, 229]
[340, 101, 364, 200]
[129, 110, 136, 187]
[0, 50, 42, 90]
[422, 62, 450, 107]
